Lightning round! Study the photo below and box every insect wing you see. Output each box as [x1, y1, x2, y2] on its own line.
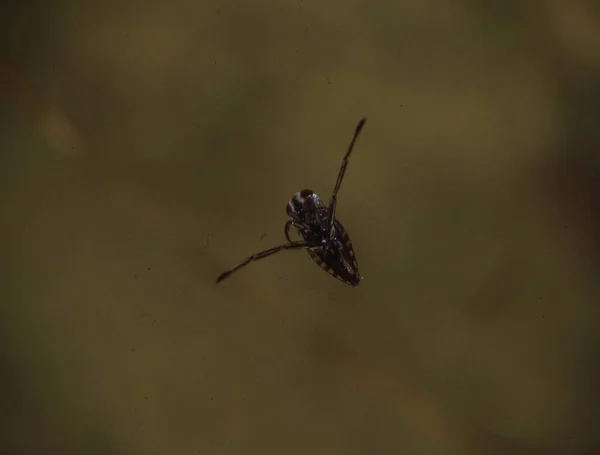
[307, 220, 360, 286]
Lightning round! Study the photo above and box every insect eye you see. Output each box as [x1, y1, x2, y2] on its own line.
[293, 199, 303, 213]
[286, 196, 303, 216]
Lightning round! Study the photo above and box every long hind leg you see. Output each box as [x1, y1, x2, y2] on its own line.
[216, 240, 312, 283]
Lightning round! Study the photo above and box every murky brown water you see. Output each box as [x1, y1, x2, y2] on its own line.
[1, 1, 599, 454]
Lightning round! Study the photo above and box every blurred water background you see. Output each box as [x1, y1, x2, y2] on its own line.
[1, 1, 599, 454]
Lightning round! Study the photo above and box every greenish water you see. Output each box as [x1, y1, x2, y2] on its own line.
[1, 1, 599, 454]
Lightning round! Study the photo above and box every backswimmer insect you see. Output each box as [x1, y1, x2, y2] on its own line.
[216, 118, 366, 286]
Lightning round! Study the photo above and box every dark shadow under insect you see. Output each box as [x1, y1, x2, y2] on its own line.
[216, 118, 366, 286]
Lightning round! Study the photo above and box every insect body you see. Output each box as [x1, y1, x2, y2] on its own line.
[216, 118, 366, 286]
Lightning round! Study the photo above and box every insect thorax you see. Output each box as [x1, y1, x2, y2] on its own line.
[286, 189, 330, 238]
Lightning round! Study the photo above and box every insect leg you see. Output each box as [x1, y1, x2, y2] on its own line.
[285, 221, 312, 242]
[327, 118, 366, 231]
[216, 240, 313, 283]
[284, 220, 293, 242]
